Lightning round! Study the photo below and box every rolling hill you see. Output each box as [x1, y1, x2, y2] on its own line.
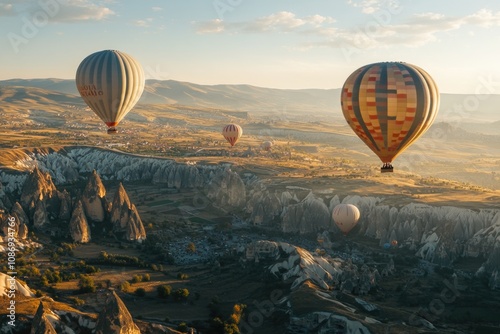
[3, 78, 498, 122]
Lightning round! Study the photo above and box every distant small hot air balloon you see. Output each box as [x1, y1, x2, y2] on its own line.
[391, 240, 398, 247]
[222, 124, 243, 147]
[340, 62, 439, 172]
[261, 141, 273, 152]
[75, 49, 145, 134]
[383, 243, 391, 249]
[332, 204, 360, 235]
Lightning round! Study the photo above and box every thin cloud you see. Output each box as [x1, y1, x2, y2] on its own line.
[0, 2, 15, 16]
[133, 18, 154, 28]
[195, 8, 500, 52]
[152, 6, 162, 12]
[49, 0, 114, 22]
[195, 11, 335, 34]
[0, 0, 114, 22]
[214, 9, 500, 50]
[196, 18, 225, 34]
[347, 0, 400, 14]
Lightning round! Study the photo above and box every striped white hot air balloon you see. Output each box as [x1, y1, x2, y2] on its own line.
[75, 50, 145, 134]
[261, 141, 273, 152]
[222, 124, 243, 147]
[332, 204, 360, 235]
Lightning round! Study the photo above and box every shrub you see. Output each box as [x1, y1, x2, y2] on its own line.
[177, 273, 189, 280]
[135, 288, 146, 297]
[78, 275, 96, 293]
[157, 285, 172, 299]
[131, 275, 143, 283]
[120, 281, 131, 293]
[173, 288, 189, 302]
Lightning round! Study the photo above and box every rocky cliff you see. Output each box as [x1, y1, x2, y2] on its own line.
[82, 170, 108, 223]
[19, 166, 59, 220]
[110, 183, 146, 242]
[31, 302, 57, 334]
[206, 168, 246, 210]
[58, 189, 72, 221]
[1, 145, 500, 286]
[1, 202, 29, 239]
[69, 201, 91, 243]
[94, 290, 141, 334]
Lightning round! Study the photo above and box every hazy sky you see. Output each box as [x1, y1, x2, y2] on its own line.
[2, 0, 500, 93]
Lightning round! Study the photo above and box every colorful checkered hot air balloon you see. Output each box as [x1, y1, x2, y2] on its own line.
[222, 124, 243, 147]
[75, 50, 145, 134]
[340, 62, 439, 172]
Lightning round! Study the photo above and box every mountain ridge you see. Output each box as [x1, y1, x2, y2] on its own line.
[1, 78, 499, 121]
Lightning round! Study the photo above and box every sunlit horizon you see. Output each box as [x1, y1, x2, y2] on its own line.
[2, 1, 500, 93]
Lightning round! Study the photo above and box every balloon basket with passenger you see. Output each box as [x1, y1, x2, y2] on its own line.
[381, 162, 393, 173]
[107, 126, 118, 135]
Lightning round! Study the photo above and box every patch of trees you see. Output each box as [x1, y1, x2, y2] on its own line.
[208, 303, 246, 334]
[157, 285, 172, 299]
[89, 251, 147, 267]
[155, 284, 190, 302]
[131, 273, 150, 283]
[78, 275, 96, 293]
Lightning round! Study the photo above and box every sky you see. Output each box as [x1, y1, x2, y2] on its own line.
[2, 0, 500, 93]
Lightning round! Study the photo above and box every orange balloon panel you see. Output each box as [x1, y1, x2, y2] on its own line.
[340, 62, 439, 163]
[222, 124, 243, 146]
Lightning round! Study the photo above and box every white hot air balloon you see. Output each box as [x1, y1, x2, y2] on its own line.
[75, 50, 145, 134]
[332, 204, 360, 235]
[261, 141, 273, 152]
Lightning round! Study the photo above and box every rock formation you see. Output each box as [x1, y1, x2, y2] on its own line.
[2, 146, 500, 288]
[69, 201, 91, 243]
[110, 184, 146, 242]
[152, 163, 205, 189]
[0, 272, 34, 297]
[245, 177, 282, 227]
[33, 200, 49, 230]
[206, 168, 246, 209]
[17, 221, 29, 240]
[0, 202, 29, 239]
[110, 183, 132, 230]
[20, 167, 58, 218]
[247, 240, 381, 294]
[281, 192, 331, 234]
[94, 290, 141, 334]
[58, 189, 72, 221]
[31, 302, 57, 334]
[82, 170, 108, 223]
[125, 204, 146, 242]
[11, 202, 29, 226]
[0, 213, 28, 240]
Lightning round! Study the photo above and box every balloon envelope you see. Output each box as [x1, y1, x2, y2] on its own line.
[222, 124, 243, 146]
[75, 50, 145, 131]
[332, 204, 360, 235]
[262, 141, 273, 151]
[340, 62, 439, 165]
